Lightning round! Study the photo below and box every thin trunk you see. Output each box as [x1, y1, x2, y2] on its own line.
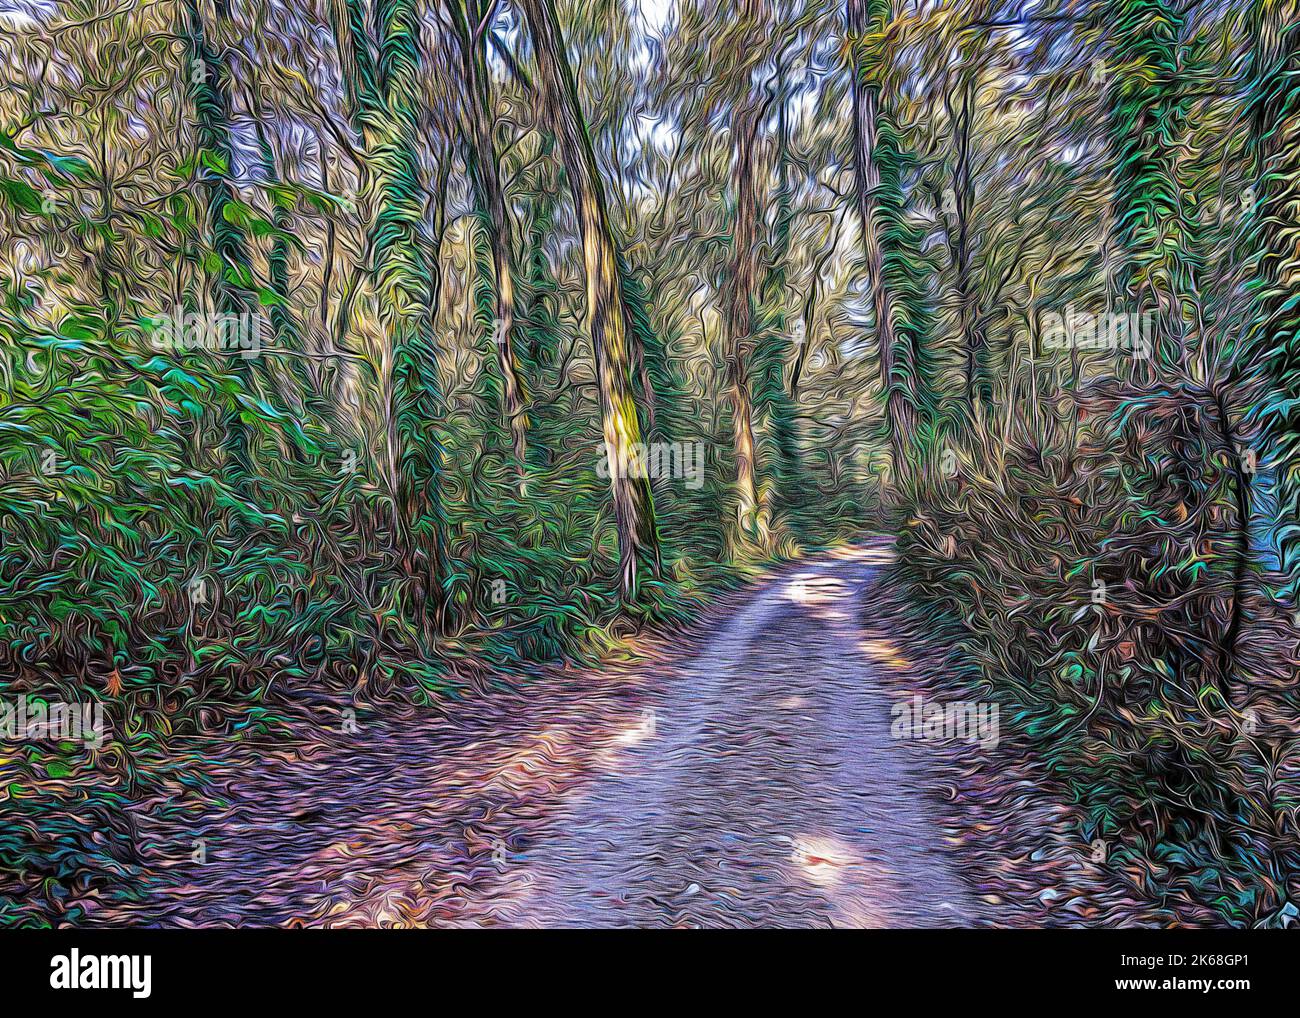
[451, 1, 530, 490]
[716, 0, 768, 548]
[1208, 385, 1249, 688]
[93, 120, 125, 337]
[248, 91, 300, 364]
[755, 56, 801, 523]
[1106, 0, 1196, 377]
[724, 96, 765, 546]
[792, 243, 836, 401]
[1248, 0, 1300, 581]
[317, 155, 336, 393]
[947, 69, 989, 412]
[240, 66, 326, 450]
[182, 0, 260, 486]
[518, 0, 661, 595]
[848, 0, 913, 483]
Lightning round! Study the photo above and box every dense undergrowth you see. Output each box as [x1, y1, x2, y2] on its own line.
[4, 0, 1299, 933]
[0, 288, 875, 927]
[898, 384, 1300, 928]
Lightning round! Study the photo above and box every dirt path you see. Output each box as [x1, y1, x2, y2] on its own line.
[499, 544, 978, 927]
[88, 543, 996, 928]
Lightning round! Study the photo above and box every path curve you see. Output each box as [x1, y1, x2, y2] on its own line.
[496, 544, 978, 927]
[89, 543, 984, 928]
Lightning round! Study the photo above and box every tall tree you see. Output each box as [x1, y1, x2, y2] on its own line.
[752, 51, 802, 531]
[1105, 0, 1199, 376]
[1248, 0, 1300, 585]
[181, 0, 262, 487]
[717, 0, 769, 549]
[944, 52, 991, 412]
[339, 0, 452, 632]
[847, 0, 938, 483]
[517, 0, 661, 595]
[449, 0, 531, 490]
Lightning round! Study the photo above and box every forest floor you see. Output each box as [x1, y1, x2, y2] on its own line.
[81, 538, 1168, 928]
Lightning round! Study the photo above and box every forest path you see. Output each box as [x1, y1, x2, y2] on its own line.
[93, 540, 986, 928]
[499, 542, 978, 927]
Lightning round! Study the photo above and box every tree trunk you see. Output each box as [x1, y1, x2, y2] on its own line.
[181, 0, 261, 487]
[238, 61, 328, 448]
[517, 0, 661, 596]
[1106, 0, 1196, 377]
[705, 0, 777, 548]
[755, 57, 801, 524]
[847, 0, 913, 483]
[723, 78, 767, 547]
[336, 0, 452, 633]
[946, 68, 990, 413]
[1248, 0, 1300, 581]
[451, 1, 530, 490]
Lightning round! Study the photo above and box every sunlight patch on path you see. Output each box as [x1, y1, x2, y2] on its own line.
[501, 544, 982, 927]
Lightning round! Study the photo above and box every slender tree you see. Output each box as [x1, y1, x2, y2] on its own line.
[847, 0, 938, 482]
[753, 54, 802, 529]
[517, 0, 661, 595]
[1105, 0, 1199, 376]
[181, 0, 262, 487]
[1248, 0, 1300, 586]
[716, 0, 769, 548]
[337, 0, 452, 632]
[449, 0, 531, 490]
[944, 56, 991, 411]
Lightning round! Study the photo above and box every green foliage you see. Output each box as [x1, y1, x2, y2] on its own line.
[1106, 0, 1201, 367]
[1246, 2, 1300, 589]
[3, 0, 1296, 931]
